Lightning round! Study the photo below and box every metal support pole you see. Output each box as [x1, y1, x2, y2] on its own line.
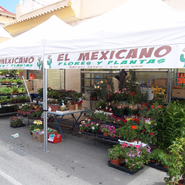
[167, 69, 170, 103]
[43, 56, 48, 152]
[169, 69, 172, 103]
[176, 69, 178, 85]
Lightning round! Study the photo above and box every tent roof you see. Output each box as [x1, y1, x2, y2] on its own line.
[0, 15, 72, 58]
[0, 27, 12, 39]
[46, 0, 185, 54]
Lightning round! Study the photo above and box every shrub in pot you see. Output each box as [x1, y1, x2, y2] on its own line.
[164, 139, 183, 185]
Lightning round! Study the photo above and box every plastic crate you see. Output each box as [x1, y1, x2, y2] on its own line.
[48, 133, 62, 143]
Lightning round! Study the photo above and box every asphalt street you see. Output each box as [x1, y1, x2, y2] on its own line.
[0, 115, 167, 185]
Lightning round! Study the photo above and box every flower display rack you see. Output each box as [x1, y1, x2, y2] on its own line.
[147, 162, 168, 172]
[80, 131, 119, 144]
[108, 161, 144, 175]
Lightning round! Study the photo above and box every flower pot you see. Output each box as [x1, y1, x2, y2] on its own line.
[178, 179, 185, 185]
[80, 130, 85, 132]
[127, 140, 135, 143]
[134, 138, 140, 144]
[110, 159, 120, 166]
[163, 166, 169, 169]
[68, 104, 75, 110]
[156, 161, 161, 165]
[150, 159, 156, 164]
[119, 156, 124, 164]
[103, 132, 109, 136]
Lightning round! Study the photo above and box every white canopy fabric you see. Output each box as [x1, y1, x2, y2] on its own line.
[0, 15, 72, 70]
[45, 0, 185, 69]
[0, 27, 12, 39]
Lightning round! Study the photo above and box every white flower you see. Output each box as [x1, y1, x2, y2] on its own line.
[92, 127, 95, 130]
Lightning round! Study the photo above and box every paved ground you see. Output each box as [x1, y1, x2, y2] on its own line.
[0, 114, 167, 185]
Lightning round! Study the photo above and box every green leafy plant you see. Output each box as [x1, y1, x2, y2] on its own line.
[121, 122, 137, 141]
[155, 101, 185, 150]
[108, 145, 121, 160]
[164, 139, 183, 185]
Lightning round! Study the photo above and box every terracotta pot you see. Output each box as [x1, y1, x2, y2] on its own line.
[127, 140, 135, 143]
[119, 156, 124, 164]
[178, 179, 185, 185]
[103, 132, 109, 136]
[134, 138, 140, 144]
[163, 166, 169, 169]
[150, 159, 156, 164]
[110, 159, 120, 166]
[156, 161, 161, 165]
[80, 130, 85, 132]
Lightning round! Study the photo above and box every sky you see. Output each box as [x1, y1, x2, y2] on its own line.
[0, 0, 20, 14]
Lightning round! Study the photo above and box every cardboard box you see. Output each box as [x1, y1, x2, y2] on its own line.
[34, 79, 43, 93]
[154, 78, 168, 87]
[172, 89, 185, 98]
[25, 80, 33, 92]
[33, 132, 44, 143]
[32, 128, 58, 143]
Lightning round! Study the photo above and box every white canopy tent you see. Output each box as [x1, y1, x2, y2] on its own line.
[0, 27, 12, 39]
[0, 15, 72, 70]
[0, 15, 73, 152]
[44, 0, 185, 69]
[0, 0, 185, 151]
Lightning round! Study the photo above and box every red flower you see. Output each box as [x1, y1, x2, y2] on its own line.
[142, 129, 146, 133]
[158, 105, 162, 108]
[141, 107, 143, 110]
[151, 105, 154, 109]
[105, 80, 107, 83]
[131, 125, 137, 129]
[122, 142, 128, 148]
[149, 132, 155, 136]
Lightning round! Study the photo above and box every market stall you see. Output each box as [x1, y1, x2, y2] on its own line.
[1, 0, 185, 156]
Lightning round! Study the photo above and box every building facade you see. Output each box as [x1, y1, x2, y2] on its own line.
[0, 6, 15, 43]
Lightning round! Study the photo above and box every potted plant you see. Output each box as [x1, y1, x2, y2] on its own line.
[120, 122, 137, 142]
[100, 124, 110, 136]
[108, 145, 121, 166]
[35, 108, 43, 118]
[174, 138, 185, 185]
[122, 145, 145, 172]
[151, 149, 165, 164]
[164, 139, 183, 185]
[9, 116, 23, 127]
[29, 120, 43, 132]
[21, 104, 32, 115]
[27, 110, 36, 117]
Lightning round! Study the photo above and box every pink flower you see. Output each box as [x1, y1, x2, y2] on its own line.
[135, 145, 140, 149]
[122, 142, 128, 148]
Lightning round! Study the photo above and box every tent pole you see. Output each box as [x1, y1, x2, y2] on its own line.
[43, 56, 48, 152]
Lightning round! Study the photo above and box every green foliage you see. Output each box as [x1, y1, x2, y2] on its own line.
[151, 149, 165, 162]
[116, 122, 137, 141]
[108, 145, 121, 160]
[92, 112, 106, 121]
[164, 139, 183, 185]
[21, 105, 32, 112]
[156, 101, 185, 150]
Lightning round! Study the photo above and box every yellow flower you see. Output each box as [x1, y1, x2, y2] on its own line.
[126, 118, 132, 121]
[100, 80, 103, 83]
